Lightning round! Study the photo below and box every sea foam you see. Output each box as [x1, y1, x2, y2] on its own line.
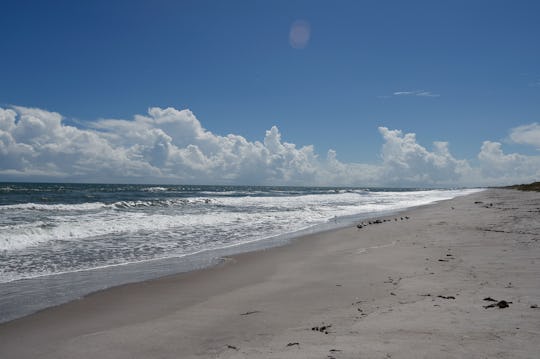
[0, 184, 483, 282]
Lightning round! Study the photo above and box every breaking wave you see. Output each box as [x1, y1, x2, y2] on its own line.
[0, 183, 483, 282]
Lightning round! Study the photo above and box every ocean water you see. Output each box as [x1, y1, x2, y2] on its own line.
[0, 183, 482, 322]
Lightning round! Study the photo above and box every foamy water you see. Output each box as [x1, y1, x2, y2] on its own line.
[0, 183, 482, 283]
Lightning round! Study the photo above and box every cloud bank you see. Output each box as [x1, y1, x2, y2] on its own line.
[1, 105, 539, 186]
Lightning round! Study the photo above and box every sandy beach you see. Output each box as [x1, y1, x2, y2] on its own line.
[0, 188, 539, 358]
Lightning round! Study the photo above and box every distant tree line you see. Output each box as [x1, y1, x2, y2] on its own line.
[505, 182, 540, 192]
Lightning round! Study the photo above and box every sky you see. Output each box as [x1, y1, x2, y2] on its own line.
[1, 0, 539, 187]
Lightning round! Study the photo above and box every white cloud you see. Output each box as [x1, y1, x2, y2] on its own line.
[392, 90, 440, 97]
[509, 122, 540, 149]
[378, 127, 471, 186]
[393, 91, 416, 96]
[477, 141, 540, 184]
[0, 105, 539, 187]
[0, 106, 333, 185]
[416, 91, 440, 97]
[0, 106, 158, 181]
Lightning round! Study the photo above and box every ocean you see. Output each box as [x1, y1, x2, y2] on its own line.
[0, 183, 482, 322]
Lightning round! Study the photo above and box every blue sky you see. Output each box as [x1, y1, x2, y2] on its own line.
[1, 0, 539, 186]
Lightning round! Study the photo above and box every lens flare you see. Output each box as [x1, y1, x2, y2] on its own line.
[289, 20, 311, 49]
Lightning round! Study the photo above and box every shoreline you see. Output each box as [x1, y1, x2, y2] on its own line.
[0, 206, 426, 324]
[1, 189, 539, 358]
[0, 190, 480, 324]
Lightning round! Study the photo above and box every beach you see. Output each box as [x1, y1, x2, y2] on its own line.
[0, 188, 539, 358]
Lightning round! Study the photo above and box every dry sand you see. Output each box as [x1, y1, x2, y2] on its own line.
[0, 189, 539, 358]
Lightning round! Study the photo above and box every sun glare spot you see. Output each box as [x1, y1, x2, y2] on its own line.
[289, 20, 311, 49]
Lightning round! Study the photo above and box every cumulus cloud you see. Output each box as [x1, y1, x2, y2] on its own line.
[0, 105, 539, 186]
[378, 127, 471, 186]
[0, 106, 334, 185]
[477, 141, 540, 184]
[509, 122, 540, 149]
[0, 106, 157, 181]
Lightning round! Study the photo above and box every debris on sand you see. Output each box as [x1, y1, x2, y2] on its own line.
[311, 324, 332, 334]
[483, 299, 512, 309]
[240, 310, 261, 316]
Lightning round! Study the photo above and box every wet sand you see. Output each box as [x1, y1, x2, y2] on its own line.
[1, 189, 539, 358]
